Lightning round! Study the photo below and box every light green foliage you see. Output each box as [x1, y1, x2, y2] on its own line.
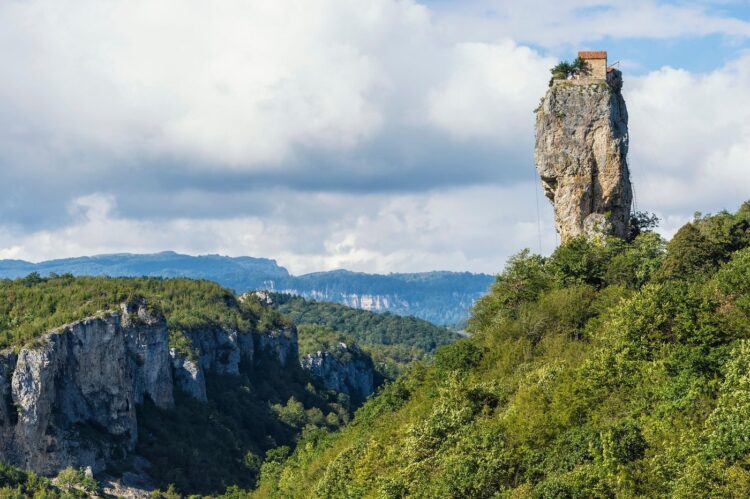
[255, 202, 750, 498]
[54, 468, 97, 497]
[0, 275, 290, 350]
[0, 462, 57, 497]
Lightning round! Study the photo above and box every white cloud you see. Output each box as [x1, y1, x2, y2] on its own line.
[0, 186, 556, 275]
[627, 55, 750, 214]
[0, 0, 418, 166]
[0, 0, 556, 170]
[427, 42, 553, 140]
[0, 0, 749, 274]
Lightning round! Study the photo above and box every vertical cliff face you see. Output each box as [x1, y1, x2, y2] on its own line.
[300, 342, 375, 401]
[1, 300, 173, 475]
[256, 326, 298, 367]
[534, 70, 632, 241]
[0, 291, 380, 483]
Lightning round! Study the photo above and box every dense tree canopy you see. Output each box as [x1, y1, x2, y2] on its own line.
[255, 202, 750, 498]
[271, 293, 458, 376]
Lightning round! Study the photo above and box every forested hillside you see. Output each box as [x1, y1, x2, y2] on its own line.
[255, 202, 750, 498]
[269, 293, 458, 376]
[0, 253, 493, 326]
[0, 275, 288, 350]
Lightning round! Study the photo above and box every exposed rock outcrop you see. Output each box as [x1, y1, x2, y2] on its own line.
[0, 299, 172, 475]
[257, 326, 298, 367]
[0, 292, 376, 483]
[170, 352, 207, 402]
[169, 326, 255, 401]
[534, 69, 632, 241]
[300, 342, 375, 401]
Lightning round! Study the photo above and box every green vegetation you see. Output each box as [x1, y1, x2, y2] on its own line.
[298, 324, 354, 357]
[0, 254, 493, 327]
[0, 461, 98, 498]
[270, 293, 458, 376]
[137, 356, 350, 495]
[0, 275, 289, 350]
[549, 56, 590, 86]
[53, 467, 98, 497]
[255, 201, 750, 497]
[0, 276, 352, 495]
[270, 293, 456, 351]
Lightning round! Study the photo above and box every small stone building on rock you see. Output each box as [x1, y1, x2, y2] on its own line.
[578, 50, 608, 79]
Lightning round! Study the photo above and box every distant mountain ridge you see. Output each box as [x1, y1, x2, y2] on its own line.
[0, 252, 494, 326]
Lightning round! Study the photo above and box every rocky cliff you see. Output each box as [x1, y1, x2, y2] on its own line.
[300, 342, 375, 401]
[534, 69, 632, 241]
[0, 298, 301, 478]
[0, 299, 173, 475]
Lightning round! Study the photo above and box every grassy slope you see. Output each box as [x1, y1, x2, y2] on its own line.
[254, 202, 750, 498]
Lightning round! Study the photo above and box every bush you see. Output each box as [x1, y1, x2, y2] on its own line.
[434, 340, 484, 372]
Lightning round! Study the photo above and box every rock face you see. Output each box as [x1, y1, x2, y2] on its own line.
[170, 353, 207, 402]
[0, 294, 371, 480]
[0, 299, 173, 475]
[169, 326, 257, 401]
[300, 342, 375, 401]
[257, 326, 298, 367]
[534, 69, 632, 241]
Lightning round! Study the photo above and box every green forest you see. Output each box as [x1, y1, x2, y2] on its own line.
[0, 275, 289, 350]
[270, 293, 457, 377]
[254, 202, 750, 498]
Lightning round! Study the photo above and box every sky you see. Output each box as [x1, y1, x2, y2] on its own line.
[0, 0, 749, 275]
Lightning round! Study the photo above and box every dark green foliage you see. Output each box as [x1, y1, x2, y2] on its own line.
[657, 208, 750, 281]
[255, 201, 750, 498]
[604, 232, 665, 288]
[434, 340, 484, 372]
[627, 211, 660, 241]
[137, 359, 347, 495]
[271, 293, 458, 375]
[469, 250, 551, 329]
[549, 57, 590, 86]
[271, 293, 456, 351]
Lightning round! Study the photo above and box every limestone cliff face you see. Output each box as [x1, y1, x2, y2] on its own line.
[534, 70, 632, 241]
[0, 300, 173, 475]
[257, 326, 298, 367]
[169, 327, 257, 402]
[0, 298, 300, 476]
[300, 342, 375, 401]
[0, 294, 373, 480]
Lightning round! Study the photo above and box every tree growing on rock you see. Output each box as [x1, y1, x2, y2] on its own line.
[549, 57, 590, 86]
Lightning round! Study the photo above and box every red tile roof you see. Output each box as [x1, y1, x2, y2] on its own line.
[578, 51, 607, 60]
